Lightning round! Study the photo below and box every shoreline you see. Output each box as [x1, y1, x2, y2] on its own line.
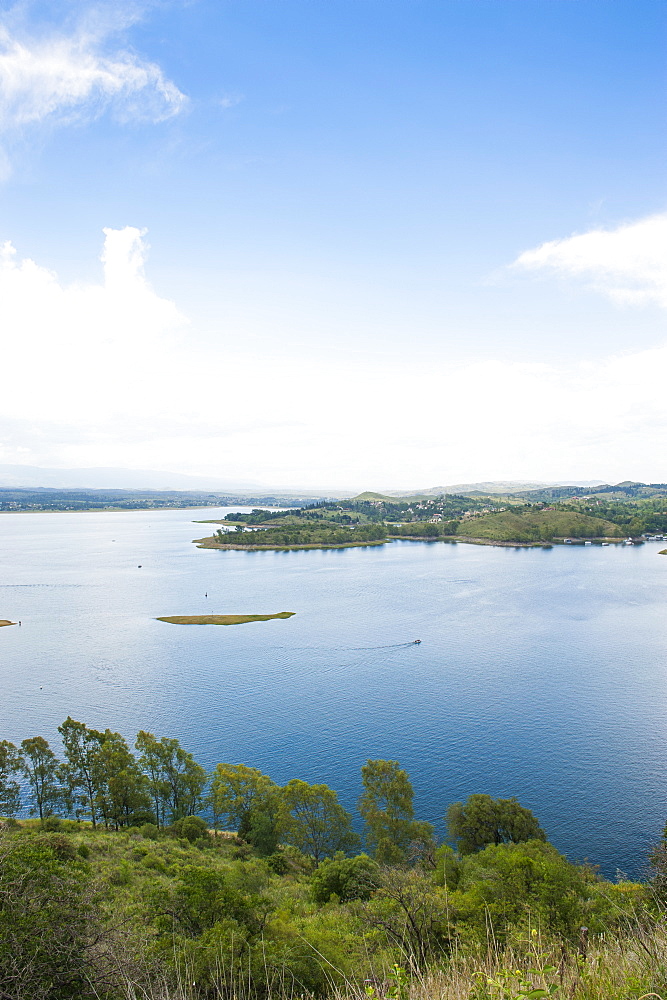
[0, 504, 239, 515]
[194, 533, 629, 553]
[194, 536, 386, 551]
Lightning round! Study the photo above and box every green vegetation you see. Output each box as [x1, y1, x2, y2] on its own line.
[195, 487, 667, 550]
[453, 509, 623, 544]
[0, 488, 325, 512]
[197, 522, 388, 549]
[1, 720, 666, 999]
[156, 612, 295, 626]
[445, 794, 546, 854]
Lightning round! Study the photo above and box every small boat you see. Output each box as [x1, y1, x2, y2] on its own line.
[413, 639, 421, 644]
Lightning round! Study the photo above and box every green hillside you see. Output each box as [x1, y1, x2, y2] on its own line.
[456, 509, 624, 543]
[2, 717, 664, 1000]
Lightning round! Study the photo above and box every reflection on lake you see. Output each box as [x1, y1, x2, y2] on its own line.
[1, 508, 666, 877]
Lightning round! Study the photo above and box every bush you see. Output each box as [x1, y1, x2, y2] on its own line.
[41, 815, 62, 831]
[139, 822, 159, 840]
[0, 833, 103, 999]
[311, 852, 379, 903]
[169, 816, 209, 843]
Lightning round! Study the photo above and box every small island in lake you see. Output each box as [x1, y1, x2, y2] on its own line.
[156, 612, 295, 626]
[0, 619, 16, 627]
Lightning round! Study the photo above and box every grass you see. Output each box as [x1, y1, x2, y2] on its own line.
[156, 612, 295, 626]
[455, 509, 624, 543]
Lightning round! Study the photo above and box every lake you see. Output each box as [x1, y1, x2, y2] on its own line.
[1, 507, 666, 878]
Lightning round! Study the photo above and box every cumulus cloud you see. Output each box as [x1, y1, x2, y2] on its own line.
[1, 228, 666, 488]
[0, 227, 187, 426]
[0, 10, 186, 139]
[512, 212, 667, 309]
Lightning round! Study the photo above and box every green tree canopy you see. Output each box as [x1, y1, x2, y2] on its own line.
[281, 778, 360, 861]
[358, 759, 433, 863]
[92, 729, 151, 829]
[136, 731, 206, 825]
[20, 737, 62, 821]
[211, 763, 280, 831]
[446, 793, 546, 854]
[0, 740, 23, 817]
[58, 718, 105, 828]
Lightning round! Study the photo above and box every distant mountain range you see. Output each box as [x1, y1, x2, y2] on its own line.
[379, 480, 607, 497]
[0, 466, 610, 498]
[0, 465, 351, 497]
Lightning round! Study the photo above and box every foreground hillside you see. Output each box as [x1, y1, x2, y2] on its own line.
[1, 816, 665, 1000]
[2, 719, 667, 999]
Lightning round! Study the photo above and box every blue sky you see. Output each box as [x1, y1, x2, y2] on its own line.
[0, 0, 665, 489]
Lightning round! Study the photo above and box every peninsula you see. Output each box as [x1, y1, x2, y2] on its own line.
[191, 486, 662, 551]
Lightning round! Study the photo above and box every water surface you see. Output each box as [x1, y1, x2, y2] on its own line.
[1, 509, 665, 877]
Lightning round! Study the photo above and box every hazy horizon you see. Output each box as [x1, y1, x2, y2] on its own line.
[0, 461, 640, 496]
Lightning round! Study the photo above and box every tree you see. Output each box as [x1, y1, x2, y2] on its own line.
[358, 759, 433, 862]
[0, 740, 23, 817]
[92, 730, 151, 829]
[20, 737, 62, 820]
[281, 779, 360, 861]
[135, 730, 170, 827]
[211, 762, 280, 832]
[135, 731, 206, 824]
[58, 718, 105, 828]
[361, 866, 452, 970]
[239, 811, 280, 855]
[446, 794, 546, 854]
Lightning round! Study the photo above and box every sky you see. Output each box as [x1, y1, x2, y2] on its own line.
[0, 0, 665, 491]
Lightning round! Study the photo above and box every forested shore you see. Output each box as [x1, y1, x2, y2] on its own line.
[2, 720, 667, 1000]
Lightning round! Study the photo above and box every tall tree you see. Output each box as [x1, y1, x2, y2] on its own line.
[20, 737, 62, 820]
[135, 730, 170, 827]
[0, 740, 23, 817]
[358, 759, 433, 863]
[58, 718, 105, 828]
[281, 778, 360, 861]
[210, 762, 280, 832]
[446, 794, 546, 854]
[93, 730, 151, 829]
[136, 731, 206, 825]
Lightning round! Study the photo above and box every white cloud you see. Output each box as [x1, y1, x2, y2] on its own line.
[0, 12, 186, 137]
[0, 228, 666, 489]
[512, 212, 667, 309]
[218, 94, 243, 110]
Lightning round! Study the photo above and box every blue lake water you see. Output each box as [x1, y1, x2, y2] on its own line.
[1, 507, 666, 878]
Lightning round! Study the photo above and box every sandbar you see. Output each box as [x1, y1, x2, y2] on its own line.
[156, 612, 295, 626]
